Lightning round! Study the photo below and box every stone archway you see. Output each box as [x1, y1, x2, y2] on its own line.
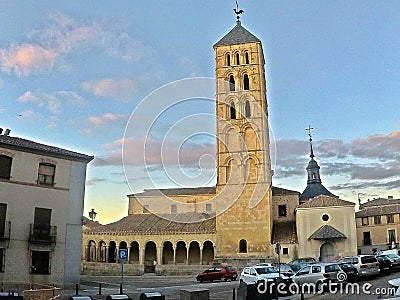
[144, 241, 157, 273]
[188, 241, 200, 264]
[320, 242, 335, 262]
[176, 241, 187, 264]
[87, 240, 96, 262]
[108, 241, 116, 263]
[202, 241, 214, 265]
[129, 241, 139, 263]
[162, 241, 174, 265]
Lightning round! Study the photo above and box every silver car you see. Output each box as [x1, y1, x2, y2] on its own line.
[239, 265, 288, 285]
[291, 263, 344, 292]
[339, 255, 380, 277]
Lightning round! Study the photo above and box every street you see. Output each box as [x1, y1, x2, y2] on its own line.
[68, 271, 400, 300]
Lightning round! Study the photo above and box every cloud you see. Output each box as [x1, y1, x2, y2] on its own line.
[92, 136, 215, 169]
[351, 131, 400, 160]
[87, 113, 127, 126]
[82, 78, 139, 102]
[0, 44, 58, 77]
[86, 178, 107, 186]
[18, 90, 87, 128]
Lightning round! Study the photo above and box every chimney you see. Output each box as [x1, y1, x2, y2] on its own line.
[388, 196, 394, 200]
[0, 128, 2, 135]
[4, 129, 10, 136]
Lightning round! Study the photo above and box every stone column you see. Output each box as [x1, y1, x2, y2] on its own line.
[139, 247, 145, 265]
[199, 246, 203, 265]
[186, 247, 189, 265]
[173, 245, 177, 265]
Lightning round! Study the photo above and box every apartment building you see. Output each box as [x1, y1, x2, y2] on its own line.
[0, 130, 93, 287]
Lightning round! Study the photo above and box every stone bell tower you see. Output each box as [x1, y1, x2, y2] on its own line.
[213, 13, 273, 258]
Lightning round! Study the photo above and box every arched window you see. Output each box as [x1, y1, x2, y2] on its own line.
[245, 100, 251, 118]
[243, 74, 250, 90]
[239, 239, 247, 253]
[226, 54, 231, 66]
[236, 53, 240, 65]
[230, 102, 236, 119]
[229, 75, 235, 91]
[0, 155, 12, 179]
[245, 52, 250, 64]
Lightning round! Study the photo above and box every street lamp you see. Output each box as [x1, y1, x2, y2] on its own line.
[89, 208, 97, 221]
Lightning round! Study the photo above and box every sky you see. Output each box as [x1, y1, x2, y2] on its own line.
[1, 1, 399, 224]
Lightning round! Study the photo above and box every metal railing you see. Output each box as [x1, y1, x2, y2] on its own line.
[28, 224, 57, 243]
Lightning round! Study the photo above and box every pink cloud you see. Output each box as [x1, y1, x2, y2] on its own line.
[351, 131, 400, 160]
[87, 113, 127, 126]
[0, 44, 58, 76]
[82, 78, 138, 102]
[94, 136, 215, 168]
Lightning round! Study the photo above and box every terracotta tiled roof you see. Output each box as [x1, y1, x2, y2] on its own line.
[356, 204, 400, 218]
[130, 186, 216, 197]
[309, 225, 346, 240]
[272, 221, 298, 244]
[82, 216, 102, 229]
[0, 135, 93, 162]
[84, 212, 216, 234]
[298, 195, 355, 208]
[359, 198, 400, 209]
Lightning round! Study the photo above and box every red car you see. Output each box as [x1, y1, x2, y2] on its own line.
[196, 266, 238, 282]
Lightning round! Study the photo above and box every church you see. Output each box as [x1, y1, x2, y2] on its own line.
[82, 14, 357, 275]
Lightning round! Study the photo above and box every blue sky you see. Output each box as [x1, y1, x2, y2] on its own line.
[1, 1, 399, 223]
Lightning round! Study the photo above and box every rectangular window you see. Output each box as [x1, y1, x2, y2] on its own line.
[363, 231, 371, 245]
[282, 247, 289, 255]
[388, 229, 396, 244]
[31, 251, 50, 274]
[374, 215, 381, 225]
[205, 203, 212, 213]
[0, 248, 4, 272]
[171, 204, 177, 214]
[33, 207, 51, 236]
[362, 217, 369, 226]
[0, 156, 12, 180]
[278, 205, 287, 217]
[387, 214, 394, 224]
[0, 204, 6, 238]
[38, 163, 55, 185]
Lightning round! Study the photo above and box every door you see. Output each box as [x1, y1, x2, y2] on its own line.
[320, 242, 335, 262]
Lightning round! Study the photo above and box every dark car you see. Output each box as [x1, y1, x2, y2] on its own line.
[335, 260, 358, 281]
[277, 264, 302, 277]
[196, 265, 238, 283]
[376, 255, 392, 274]
[386, 254, 400, 270]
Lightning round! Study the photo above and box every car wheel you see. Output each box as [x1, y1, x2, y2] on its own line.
[199, 277, 204, 283]
[221, 276, 226, 282]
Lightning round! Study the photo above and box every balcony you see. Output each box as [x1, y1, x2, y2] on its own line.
[29, 224, 57, 244]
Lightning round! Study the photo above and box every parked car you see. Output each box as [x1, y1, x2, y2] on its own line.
[278, 264, 302, 277]
[375, 255, 392, 274]
[339, 255, 380, 278]
[196, 265, 237, 283]
[291, 263, 344, 292]
[239, 265, 290, 285]
[385, 254, 400, 270]
[239, 265, 292, 295]
[335, 260, 359, 281]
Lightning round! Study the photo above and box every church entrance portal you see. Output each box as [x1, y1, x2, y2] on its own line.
[319, 242, 335, 262]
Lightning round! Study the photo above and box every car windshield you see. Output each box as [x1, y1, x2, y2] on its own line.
[325, 264, 341, 272]
[387, 254, 399, 259]
[256, 267, 277, 274]
[226, 266, 235, 271]
[361, 256, 377, 264]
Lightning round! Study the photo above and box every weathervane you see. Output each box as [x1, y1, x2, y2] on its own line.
[306, 125, 315, 158]
[233, 1, 244, 21]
